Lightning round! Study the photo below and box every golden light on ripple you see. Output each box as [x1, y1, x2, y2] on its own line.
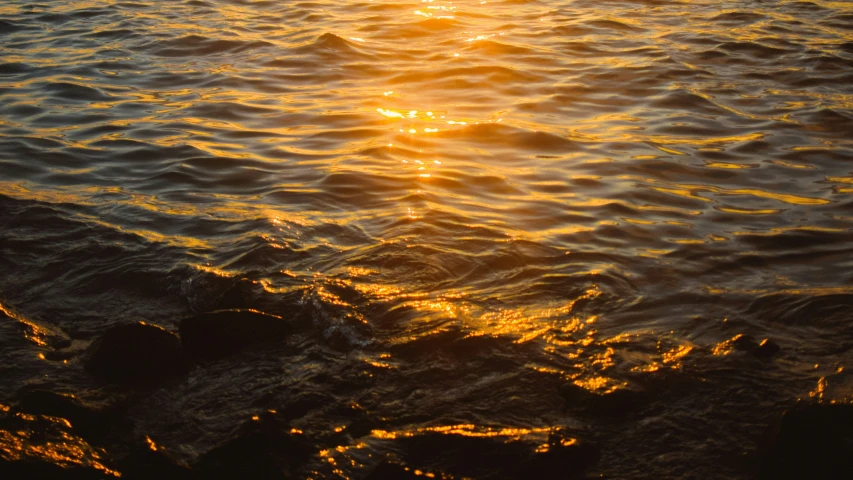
[705, 162, 753, 169]
[0, 410, 120, 477]
[377, 108, 404, 119]
[352, 282, 408, 299]
[571, 376, 620, 393]
[0, 302, 64, 348]
[193, 264, 233, 278]
[467, 34, 495, 42]
[372, 424, 552, 441]
[346, 266, 377, 278]
[661, 344, 693, 366]
[827, 176, 853, 184]
[809, 376, 828, 402]
[717, 206, 782, 215]
[671, 238, 705, 245]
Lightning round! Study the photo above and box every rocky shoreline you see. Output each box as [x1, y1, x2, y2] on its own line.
[2, 307, 851, 479]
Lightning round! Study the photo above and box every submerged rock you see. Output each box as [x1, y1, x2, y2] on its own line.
[753, 338, 781, 359]
[192, 411, 313, 479]
[179, 309, 292, 361]
[215, 278, 260, 310]
[714, 334, 781, 359]
[84, 322, 188, 386]
[558, 382, 650, 419]
[758, 402, 853, 479]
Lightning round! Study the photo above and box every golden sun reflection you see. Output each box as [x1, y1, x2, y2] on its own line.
[0, 408, 121, 477]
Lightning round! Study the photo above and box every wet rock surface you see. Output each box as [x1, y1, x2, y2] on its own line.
[394, 429, 597, 479]
[364, 460, 432, 480]
[192, 410, 313, 480]
[0, 403, 119, 480]
[758, 402, 853, 480]
[84, 322, 188, 386]
[559, 383, 651, 419]
[15, 390, 126, 443]
[215, 279, 261, 310]
[115, 441, 191, 480]
[714, 334, 782, 359]
[179, 309, 292, 361]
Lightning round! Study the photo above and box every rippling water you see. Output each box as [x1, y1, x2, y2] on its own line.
[1, 0, 853, 478]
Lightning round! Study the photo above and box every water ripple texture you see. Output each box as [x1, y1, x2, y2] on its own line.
[1, 0, 853, 478]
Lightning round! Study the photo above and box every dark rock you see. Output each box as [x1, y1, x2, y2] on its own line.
[321, 403, 385, 441]
[278, 391, 335, 421]
[343, 403, 383, 439]
[397, 429, 596, 479]
[400, 431, 526, 478]
[192, 410, 313, 480]
[1, 301, 72, 350]
[43, 340, 89, 361]
[758, 402, 853, 480]
[179, 309, 292, 361]
[587, 388, 650, 418]
[364, 460, 428, 480]
[17, 390, 95, 424]
[0, 403, 119, 479]
[215, 279, 259, 310]
[84, 322, 188, 386]
[558, 382, 590, 406]
[559, 383, 649, 418]
[116, 440, 190, 480]
[519, 430, 599, 479]
[714, 334, 781, 359]
[753, 338, 781, 359]
[0, 460, 115, 480]
[729, 333, 759, 352]
[16, 390, 126, 442]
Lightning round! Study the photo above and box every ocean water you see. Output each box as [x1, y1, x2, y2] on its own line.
[1, 0, 852, 478]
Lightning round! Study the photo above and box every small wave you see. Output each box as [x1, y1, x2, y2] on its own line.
[585, 19, 646, 33]
[710, 11, 767, 25]
[146, 35, 274, 57]
[437, 124, 580, 153]
[39, 82, 114, 102]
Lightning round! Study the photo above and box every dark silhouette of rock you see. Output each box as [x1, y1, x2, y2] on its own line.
[215, 279, 260, 310]
[84, 322, 188, 386]
[758, 402, 853, 479]
[0, 403, 118, 480]
[715, 334, 781, 359]
[116, 440, 191, 480]
[15, 389, 127, 443]
[179, 309, 292, 361]
[0, 460, 115, 480]
[341, 403, 383, 439]
[396, 428, 597, 479]
[753, 338, 781, 359]
[364, 460, 429, 480]
[559, 382, 649, 418]
[192, 411, 313, 480]
[519, 430, 599, 479]
[588, 388, 650, 418]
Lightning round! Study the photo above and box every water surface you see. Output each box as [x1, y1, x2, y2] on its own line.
[1, 0, 853, 478]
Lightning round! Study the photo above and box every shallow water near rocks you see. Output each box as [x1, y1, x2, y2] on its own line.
[1, 0, 852, 478]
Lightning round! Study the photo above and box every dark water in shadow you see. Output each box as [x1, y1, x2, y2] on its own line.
[1, 0, 852, 478]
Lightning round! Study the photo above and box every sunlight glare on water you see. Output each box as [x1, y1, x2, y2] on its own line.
[1, 0, 853, 478]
